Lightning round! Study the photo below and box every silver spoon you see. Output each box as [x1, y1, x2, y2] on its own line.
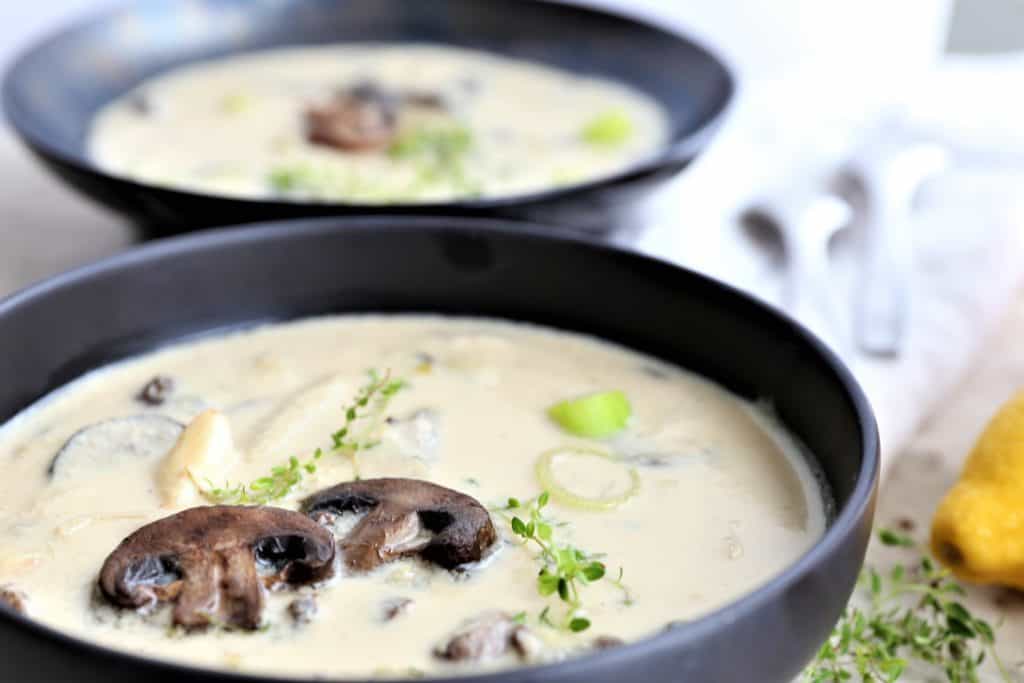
[744, 188, 852, 353]
[839, 139, 948, 357]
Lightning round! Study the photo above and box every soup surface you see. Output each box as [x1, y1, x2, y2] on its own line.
[0, 316, 825, 679]
[87, 44, 669, 203]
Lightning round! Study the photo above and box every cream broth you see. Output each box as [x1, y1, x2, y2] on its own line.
[87, 44, 669, 203]
[0, 316, 825, 679]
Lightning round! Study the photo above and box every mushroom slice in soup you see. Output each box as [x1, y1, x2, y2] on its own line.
[380, 596, 414, 622]
[305, 82, 399, 152]
[435, 612, 542, 663]
[136, 375, 175, 406]
[287, 595, 318, 625]
[98, 506, 335, 630]
[0, 585, 28, 615]
[302, 478, 496, 571]
[48, 415, 184, 480]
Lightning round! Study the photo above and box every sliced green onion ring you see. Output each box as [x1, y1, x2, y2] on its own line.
[535, 445, 640, 511]
[547, 390, 631, 438]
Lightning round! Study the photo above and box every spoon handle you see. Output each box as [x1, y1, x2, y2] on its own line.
[854, 194, 912, 357]
[852, 143, 945, 357]
[781, 194, 850, 353]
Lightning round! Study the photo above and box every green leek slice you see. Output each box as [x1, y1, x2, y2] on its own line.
[581, 110, 633, 147]
[536, 446, 640, 511]
[547, 390, 631, 438]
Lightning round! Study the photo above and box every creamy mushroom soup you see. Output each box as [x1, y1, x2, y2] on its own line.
[0, 316, 826, 679]
[87, 44, 670, 203]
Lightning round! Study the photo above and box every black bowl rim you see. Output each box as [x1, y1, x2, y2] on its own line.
[1, 0, 735, 214]
[0, 216, 878, 683]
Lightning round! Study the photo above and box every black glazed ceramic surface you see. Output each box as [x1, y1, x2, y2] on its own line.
[2, 0, 733, 239]
[0, 217, 876, 683]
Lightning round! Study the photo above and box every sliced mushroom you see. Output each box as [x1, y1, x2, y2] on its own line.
[288, 595, 318, 625]
[380, 596, 414, 622]
[305, 83, 398, 152]
[0, 585, 27, 614]
[48, 415, 184, 480]
[593, 635, 625, 650]
[404, 90, 448, 110]
[435, 612, 538, 662]
[98, 506, 335, 630]
[302, 478, 496, 572]
[137, 375, 175, 406]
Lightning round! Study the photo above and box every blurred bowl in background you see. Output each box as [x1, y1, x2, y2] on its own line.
[2, 0, 733, 238]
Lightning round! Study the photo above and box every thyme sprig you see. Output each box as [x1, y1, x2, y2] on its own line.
[330, 369, 407, 478]
[803, 528, 1010, 683]
[205, 369, 406, 504]
[204, 450, 323, 505]
[502, 492, 627, 633]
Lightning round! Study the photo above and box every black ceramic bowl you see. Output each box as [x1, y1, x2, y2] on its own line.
[2, 0, 732, 239]
[0, 217, 876, 683]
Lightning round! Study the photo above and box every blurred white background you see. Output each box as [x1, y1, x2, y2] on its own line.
[1, 0, 1021, 71]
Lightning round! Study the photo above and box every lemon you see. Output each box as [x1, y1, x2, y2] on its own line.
[931, 390, 1024, 588]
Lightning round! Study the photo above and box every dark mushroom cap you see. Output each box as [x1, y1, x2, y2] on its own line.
[302, 478, 496, 572]
[98, 506, 335, 630]
[305, 83, 398, 152]
[0, 585, 27, 615]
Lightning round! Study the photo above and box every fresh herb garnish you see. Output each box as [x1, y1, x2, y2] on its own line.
[609, 566, 634, 606]
[389, 124, 472, 164]
[268, 164, 322, 194]
[205, 451, 323, 505]
[388, 124, 478, 194]
[501, 492, 628, 633]
[803, 528, 1009, 683]
[330, 369, 407, 478]
[204, 369, 406, 504]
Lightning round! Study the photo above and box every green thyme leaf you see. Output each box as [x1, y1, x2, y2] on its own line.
[801, 528, 1010, 683]
[569, 617, 591, 633]
[878, 529, 915, 548]
[501, 490, 630, 633]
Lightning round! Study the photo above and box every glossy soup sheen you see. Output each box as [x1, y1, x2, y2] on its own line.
[0, 316, 826, 679]
[87, 44, 670, 204]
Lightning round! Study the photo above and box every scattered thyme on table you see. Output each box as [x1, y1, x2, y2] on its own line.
[802, 528, 1009, 683]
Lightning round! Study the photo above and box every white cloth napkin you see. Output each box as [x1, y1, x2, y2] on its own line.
[623, 54, 1024, 473]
